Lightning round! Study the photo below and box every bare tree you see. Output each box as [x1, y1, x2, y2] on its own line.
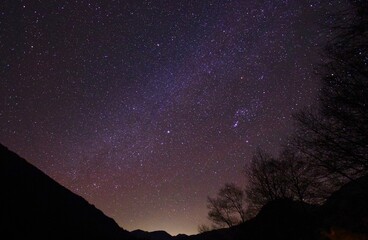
[206, 183, 246, 228]
[218, 183, 247, 222]
[197, 224, 211, 233]
[245, 149, 289, 210]
[279, 147, 327, 204]
[293, 1, 368, 182]
[244, 147, 326, 215]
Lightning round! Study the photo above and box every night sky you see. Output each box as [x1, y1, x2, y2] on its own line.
[0, 0, 347, 235]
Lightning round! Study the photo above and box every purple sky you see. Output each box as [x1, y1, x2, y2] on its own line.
[0, 0, 347, 235]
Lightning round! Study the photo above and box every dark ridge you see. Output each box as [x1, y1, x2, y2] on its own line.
[1, 143, 368, 240]
[184, 199, 319, 240]
[321, 175, 368, 234]
[0, 144, 134, 240]
[132, 229, 173, 240]
[180, 177, 368, 240]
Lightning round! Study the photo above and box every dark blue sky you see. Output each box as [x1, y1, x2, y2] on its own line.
[0, 0, 347, 235]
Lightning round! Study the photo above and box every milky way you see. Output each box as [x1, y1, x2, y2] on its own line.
[0, 0, 347, 235]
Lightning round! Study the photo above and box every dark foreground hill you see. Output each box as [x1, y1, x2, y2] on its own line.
[0, 144, 134, 240]
[134, 177, 368, 240]
[1, 144, 368, 240]
[182, 176, 368, 240]
[132, 229, 175, 240]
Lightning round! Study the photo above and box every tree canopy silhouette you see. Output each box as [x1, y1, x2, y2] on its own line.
[206, 183, 246, 228]
[293, 0, 368, 181]
[244, 148, 323, 216]
[201, 0, 368, 231]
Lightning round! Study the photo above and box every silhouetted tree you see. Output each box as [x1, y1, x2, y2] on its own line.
[279, 148, 326, 203]
[206, 183, 246, 228]
[197, 224, 211, 233]
[244, 149, 289, 212]
[293, 1, 368, 181]
[202, 1, 368, 226]
[245, 148, 325, 215]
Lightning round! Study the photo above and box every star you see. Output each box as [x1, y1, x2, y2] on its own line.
[0, 0, 342, 235]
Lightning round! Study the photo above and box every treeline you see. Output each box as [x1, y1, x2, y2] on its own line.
[199, 0, 368, 231]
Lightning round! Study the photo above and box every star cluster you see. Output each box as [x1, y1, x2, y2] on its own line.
[0, 0, 347, 235]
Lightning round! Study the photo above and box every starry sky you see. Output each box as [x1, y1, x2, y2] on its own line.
[0, 0, 348, 235]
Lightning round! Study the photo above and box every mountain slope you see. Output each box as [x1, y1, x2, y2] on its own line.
[184, 175, 368, 240]
[182, 199, 319, 240]
[132, 229, 174, 240]
[321, 175, 368, 234]
[0, 144, 133, 240]
[1, 143, 367, 240]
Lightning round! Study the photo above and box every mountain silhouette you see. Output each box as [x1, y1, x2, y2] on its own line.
[0, 144, 134, 240]
[321, 174, 368, 235]
[132, 229, 175, 240]
[126, 177, 368, 240]
[185, 176, 368, 240]
[1, 143, 367, 240]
